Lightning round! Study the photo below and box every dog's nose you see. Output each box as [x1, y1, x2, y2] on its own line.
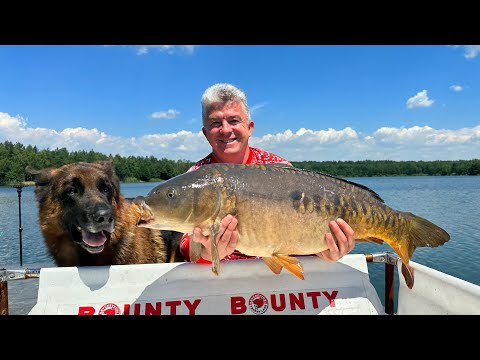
[95, 208, 113, 224]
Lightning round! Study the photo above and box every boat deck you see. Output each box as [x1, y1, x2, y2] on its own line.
[5, 278, 39, 315]
[1, 262, 54, 315]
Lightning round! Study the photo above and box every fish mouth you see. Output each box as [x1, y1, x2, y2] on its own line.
[132, 197, 155, 227]
[131, 198, 189, 231]
[70, 224, 113, 254]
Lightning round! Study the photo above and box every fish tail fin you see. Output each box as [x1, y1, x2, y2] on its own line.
[262, 257, 283, 275]
[211, 249, 220, 276]
[273, 254, 304, 280]
[407, 212, 451, 250]
[388, 212, 450, 289]
[399, 212, 450, 262]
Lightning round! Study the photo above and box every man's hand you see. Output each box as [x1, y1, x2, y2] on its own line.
[316, 218, 355, 262]
[192, 215, 239, 262]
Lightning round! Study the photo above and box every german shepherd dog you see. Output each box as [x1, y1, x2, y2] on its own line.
[26, 160, 183, 267]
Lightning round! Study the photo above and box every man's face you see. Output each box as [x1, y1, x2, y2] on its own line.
[202, 100, 254, 162]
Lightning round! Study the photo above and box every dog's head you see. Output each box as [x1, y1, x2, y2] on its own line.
[26, 160, 121, 255]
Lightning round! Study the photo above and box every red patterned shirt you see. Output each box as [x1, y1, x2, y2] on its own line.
[180, 147, 292, 263]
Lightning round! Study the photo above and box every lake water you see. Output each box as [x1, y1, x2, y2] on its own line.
[1, 176, 479, 309]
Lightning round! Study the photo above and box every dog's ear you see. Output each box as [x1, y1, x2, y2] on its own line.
[95, 160, 121, 193]
[94, 160, 113, 170]
[25, 165, 54, 187]
[25, 165, 39, 175]
[25, 165, 56, 202]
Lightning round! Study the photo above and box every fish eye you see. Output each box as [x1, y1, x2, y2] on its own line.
[167, 187, 177, 198]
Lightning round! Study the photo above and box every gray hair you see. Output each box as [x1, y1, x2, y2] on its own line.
[201, 83, 250, 124]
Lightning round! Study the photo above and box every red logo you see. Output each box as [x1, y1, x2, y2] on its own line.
[98, 303, 121, 315]
[248, 293, 269, 314]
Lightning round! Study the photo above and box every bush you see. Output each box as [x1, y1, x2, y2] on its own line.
[123, 177, 140, 183]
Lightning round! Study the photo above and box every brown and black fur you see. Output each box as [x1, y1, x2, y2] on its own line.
[26, 160, 184, 267]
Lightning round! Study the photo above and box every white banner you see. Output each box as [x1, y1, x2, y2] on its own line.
[30, 254, 385, 315]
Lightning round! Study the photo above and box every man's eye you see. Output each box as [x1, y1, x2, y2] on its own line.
[229, 120, 240, 125]
[210, 122, 221, 127]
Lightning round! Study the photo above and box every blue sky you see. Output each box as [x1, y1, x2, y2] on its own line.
[1, 45, 479, 162]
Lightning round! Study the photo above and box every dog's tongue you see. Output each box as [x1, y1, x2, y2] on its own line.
[81, 230, 107, 247]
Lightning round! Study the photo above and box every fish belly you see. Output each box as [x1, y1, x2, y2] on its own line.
[234, 197, 339, 257]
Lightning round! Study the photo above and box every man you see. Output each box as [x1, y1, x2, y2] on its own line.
[180, 83, 355, 264]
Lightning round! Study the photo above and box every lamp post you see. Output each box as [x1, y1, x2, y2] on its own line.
[10, 184, 29, 267]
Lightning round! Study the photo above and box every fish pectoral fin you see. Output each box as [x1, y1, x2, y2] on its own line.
[210, 222, 221, 276]
[262, 257, 283, 275]
[401, 261, 415, 289]
[274, 254, 304, 280]
[189, 233, 203, 263]
[356, 237, 385, 245]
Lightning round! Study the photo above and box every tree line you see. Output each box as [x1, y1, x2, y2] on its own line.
[0, 141, 193, 185]
[0, 141, 479, 185]
[291, 159, 480, 177]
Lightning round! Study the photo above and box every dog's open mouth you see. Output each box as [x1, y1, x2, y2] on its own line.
[71, 225, 112, 254]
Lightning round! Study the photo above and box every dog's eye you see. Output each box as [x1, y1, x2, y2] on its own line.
[66, 187, 77, 195]
[167, 187, 177, 198]
[99, 184, 111, 193]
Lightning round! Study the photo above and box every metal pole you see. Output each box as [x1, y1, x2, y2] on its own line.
[0, 276, 8, 315]
[10, 184, 28, 267]
[385, 262, 395, 315]
[365, 252, 397, 315]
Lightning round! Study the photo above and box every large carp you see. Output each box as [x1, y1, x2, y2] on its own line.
[134, 163, 450, 289]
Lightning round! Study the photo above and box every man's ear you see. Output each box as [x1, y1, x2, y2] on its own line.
[202, 127, 208, 139]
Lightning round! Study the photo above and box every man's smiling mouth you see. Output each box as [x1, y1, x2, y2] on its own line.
[220, 139, 236, 143]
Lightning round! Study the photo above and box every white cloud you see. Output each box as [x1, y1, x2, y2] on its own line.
[134, 45, 198, 55]
[150, 109, 180, 119]
[1, 112, 479, 162]
[463, 45, 480, 59]
[406, 90, 434, 109]
[450, 45, 480, 59]
[104, 45, 199, 55]
[250, 102, 268, 116]
[374, 125, 477, 145]
[449, 85, 463, 92]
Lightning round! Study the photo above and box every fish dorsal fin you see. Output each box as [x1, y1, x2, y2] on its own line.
[267, 164, 384, 203]
[274, 254, 305, 280]
[262, 257, 283, 275]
